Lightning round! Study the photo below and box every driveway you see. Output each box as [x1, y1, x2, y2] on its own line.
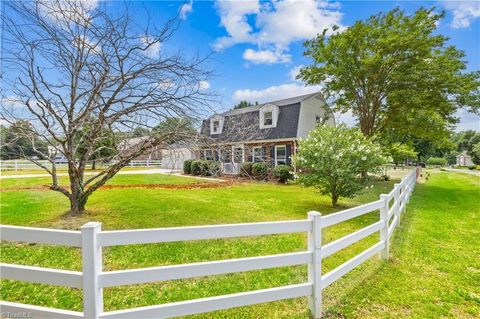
[445, 168, 480, 177]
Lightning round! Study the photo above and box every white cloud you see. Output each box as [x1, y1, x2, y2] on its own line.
[289, 65, 303, 81]
[213, 0, 260, 51]
[454, 109, 480, 131]
[180, 1, 193, 20]
[140, 36, 161, 58]
[213, 0, 343, 64]
[37, 0, 99, 24]
[255, 0, 343, 48]
[1, 96, 26, 109]
[243, 48, 291, 64]
[233, 83, 322, 103]
[199, 81, 211, 90]
[443, 1, 480, 28]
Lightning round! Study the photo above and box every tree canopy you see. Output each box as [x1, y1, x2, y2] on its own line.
[1, 1, 210, 214]
[300, 7, 480, 144]
[294, 125, 386, 206]
[233, 100, 258, 110]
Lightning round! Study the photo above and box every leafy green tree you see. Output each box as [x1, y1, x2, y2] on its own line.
[300, 8, 479, 143]
[445, 151, 459, 165]
[131, 127, 150, 138]
[294, 125, 386, 206]
[153, 117, 196, 145]
[470, 143, 480, 165]
[233, 100, 258, 109]
[389, 143, 417, 166]
[76, 124, 118, 170]
[452, 130, 480, 153]
[426, 157, 447, 166]
[1, 121, 47, 159]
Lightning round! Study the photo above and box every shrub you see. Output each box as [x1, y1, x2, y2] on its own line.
[293, 124, 386, 206]
[190, 160, 202, 175]
[199, 160, 210, 176]
[251, 162, 270, 180]
[183, 159, 193, 174]
[468, 165, 476, 170]
[197, 160, 221, 177]
[240, 162, 253, 177]
[207, 160, 221, 177]
[272, 165, 293, 183]
[426, 157, 447, 167]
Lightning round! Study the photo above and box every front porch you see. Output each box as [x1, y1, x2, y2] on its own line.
[200, 141, 295, 175]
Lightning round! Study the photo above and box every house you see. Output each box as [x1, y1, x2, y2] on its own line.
[456, 152, 473, 166]
[117, 137, 163, 161]
[199, 92, 335, 174]
[161, 142, 195, 170]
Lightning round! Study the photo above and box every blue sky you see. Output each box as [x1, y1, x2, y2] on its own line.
[2, 1, 479, 130]
[129, 0, 479, 131]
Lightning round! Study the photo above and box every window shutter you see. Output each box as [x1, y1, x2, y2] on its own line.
[262, 146, 267, 161]
[270, 146, 275, 164]
[246, 146, 253, 162]
[286, 145, 291, 166]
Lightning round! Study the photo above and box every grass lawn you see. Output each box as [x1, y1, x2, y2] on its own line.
[1, 171, 478, 318]
[0, 172, 207, 190]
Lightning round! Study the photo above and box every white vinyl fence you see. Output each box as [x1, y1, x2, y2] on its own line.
[0, 159, 161, 171]
[0, 169, 420, 319]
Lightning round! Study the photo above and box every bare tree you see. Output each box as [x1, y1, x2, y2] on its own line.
[1, 1, 211, 214]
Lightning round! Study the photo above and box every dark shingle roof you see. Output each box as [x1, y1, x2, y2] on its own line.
[201, 92, 321, 143]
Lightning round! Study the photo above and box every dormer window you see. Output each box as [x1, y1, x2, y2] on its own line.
[210, 116, 224, 135]
[213, 120, 220, 133]
[259, 104, 278, 129]
[263, 112, 273, 126]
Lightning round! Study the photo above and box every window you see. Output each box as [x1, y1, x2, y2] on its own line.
[232, 146, 244, 163]
[263, 111, 273, 126]
[204, 149, 214, 160]
[252, 147, 263, 163]
[259, 104, 278, 129]
[212, 120, 220, 133]
[275, 145, 287, 165]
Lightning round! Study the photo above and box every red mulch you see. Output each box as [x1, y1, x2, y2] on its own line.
[1, 180, 241, 192]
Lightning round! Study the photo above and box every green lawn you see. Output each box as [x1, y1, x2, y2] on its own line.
[0, 172, 207, 190]
[1, 171, 478, 318]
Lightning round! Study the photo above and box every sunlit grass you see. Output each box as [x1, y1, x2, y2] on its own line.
[1, 171, 477, 318]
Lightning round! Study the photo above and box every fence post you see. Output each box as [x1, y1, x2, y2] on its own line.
[393, 183, 401, 226]
[379, 194, 389, 260]
[82, 222, 103, 319]
[308, 211, 322, 319]
[14, 159, 18, 171]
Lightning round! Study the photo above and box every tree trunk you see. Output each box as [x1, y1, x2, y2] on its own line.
[91, 160, 96, 170]
[69, 175, 88, 215]
[69, 194, 87, 215]
[332, 194, 339, 207]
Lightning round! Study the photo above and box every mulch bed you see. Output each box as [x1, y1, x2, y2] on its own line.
[0, 180, 241, 192]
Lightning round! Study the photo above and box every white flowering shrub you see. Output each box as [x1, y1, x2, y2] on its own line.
[293, 124, 386, 206]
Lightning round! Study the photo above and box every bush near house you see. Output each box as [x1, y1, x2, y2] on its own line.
[272, 165, 294, 183]
[202, 160, 221, 177]
[183, 160, 193, 174]
[251, 162, 270, 180]
[426, 157, 447, 167]
[240, 162, 254, 177]
[191, 160, 202, 175]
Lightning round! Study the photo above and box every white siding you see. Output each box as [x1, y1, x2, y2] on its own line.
[161, 148, 194, 170]
[296, 96, 335, 138]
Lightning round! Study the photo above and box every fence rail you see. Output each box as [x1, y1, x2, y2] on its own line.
[0, 168, 420, 319]
[0, 159, 162, 171]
